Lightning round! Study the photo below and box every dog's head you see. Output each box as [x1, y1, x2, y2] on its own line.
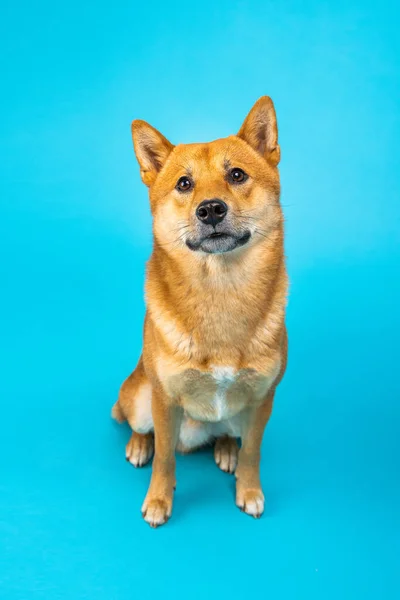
[131, 97, 282, 256]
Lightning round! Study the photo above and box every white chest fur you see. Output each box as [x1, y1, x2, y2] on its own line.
[211, 366, 236, 421]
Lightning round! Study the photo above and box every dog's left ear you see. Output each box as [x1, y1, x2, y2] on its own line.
[237, 96, 280, 165]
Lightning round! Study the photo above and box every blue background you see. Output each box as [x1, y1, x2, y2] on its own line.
[1, 1, 399, 598]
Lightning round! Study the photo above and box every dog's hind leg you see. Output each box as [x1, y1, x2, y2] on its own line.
[112, 357, 154, 463]
[111, 399, 126, 423]
[214, 436, 239, 473]
[126, 431, 154, 467]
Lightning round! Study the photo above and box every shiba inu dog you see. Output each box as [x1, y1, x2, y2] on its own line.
[112, 96, 288, 527]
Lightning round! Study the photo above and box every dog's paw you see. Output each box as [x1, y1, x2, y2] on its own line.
[236, 488, 265, 518]
[214, 436, 238, 473]
[141, 497, 172, 528]
[126, 432, 154, 467]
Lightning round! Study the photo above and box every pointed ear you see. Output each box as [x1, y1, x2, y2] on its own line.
[237, 96, 280, 165]
[131, 120, 174, 186]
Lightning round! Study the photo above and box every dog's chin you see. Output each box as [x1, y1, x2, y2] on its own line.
[186, 231, 251, 254]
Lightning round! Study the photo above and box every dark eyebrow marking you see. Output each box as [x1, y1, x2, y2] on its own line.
[178, 164, 193, 177]
[223, 158, 231, 171]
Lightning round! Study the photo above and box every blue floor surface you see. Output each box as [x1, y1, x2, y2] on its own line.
[1, 1, 399, 598]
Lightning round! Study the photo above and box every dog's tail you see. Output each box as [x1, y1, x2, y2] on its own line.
[111, 399, 126, 424]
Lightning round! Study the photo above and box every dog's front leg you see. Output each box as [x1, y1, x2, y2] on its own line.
[141, 390, 182, 528]
[235, 388, 275, 518]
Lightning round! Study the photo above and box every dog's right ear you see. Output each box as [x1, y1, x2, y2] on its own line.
[237, 96, 280, 165]
[131, 120, 174, 186]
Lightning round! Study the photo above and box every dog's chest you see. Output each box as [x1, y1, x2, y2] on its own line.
[208, 366, 236, 421]
[166, 365, 269, 422]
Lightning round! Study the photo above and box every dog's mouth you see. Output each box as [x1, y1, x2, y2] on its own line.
[186, 230, 251, 254]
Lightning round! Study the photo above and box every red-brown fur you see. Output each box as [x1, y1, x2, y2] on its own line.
[112, 97, 288, 527]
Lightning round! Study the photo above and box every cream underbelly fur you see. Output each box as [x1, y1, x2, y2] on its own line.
[129, 365, 271, 452]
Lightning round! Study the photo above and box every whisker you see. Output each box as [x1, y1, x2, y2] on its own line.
[254, 230, 270, 240]
[233, 214, 259, 222]
[156, 231, 188, 249]
[172, 224, 191, 234]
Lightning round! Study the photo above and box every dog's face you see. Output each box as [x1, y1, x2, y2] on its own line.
[131, 97, 282, 255]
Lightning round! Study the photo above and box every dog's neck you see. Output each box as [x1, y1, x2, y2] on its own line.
[146, 227, 286, 361]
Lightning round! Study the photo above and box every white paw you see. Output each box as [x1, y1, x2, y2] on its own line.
[142, 498, 172, 528]
[236, 488, 265, 518]
[214, 437, 238, 473]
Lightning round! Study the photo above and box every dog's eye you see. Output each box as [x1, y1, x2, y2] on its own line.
[176, 176, 192, 192]
[229, 168, 248, 184]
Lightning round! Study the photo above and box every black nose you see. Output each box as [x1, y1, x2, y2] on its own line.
[196, 199, 228, 226]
